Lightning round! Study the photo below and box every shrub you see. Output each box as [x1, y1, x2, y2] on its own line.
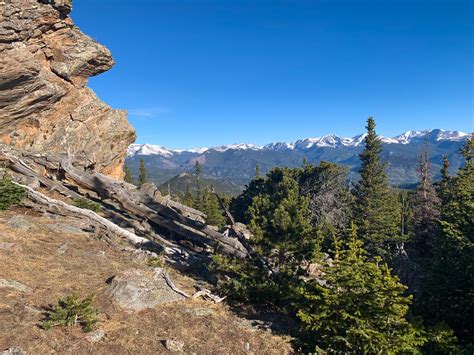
[148, 256, 164, 268]
[42, 293, 98, 332]
[0, 172, 25, 210]
[72, 198, 102, 212]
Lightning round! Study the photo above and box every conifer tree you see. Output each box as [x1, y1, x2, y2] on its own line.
[353, 117, 402, 258]
[138, 159, 148, 187]
[202, 187, 226, 227]
[411, 137, 440, 258]
[123, 165, 134, 185]
[248, 168, 318, 273]
[418, 137, 474, 346]
[0, 172, 25, 210]
[194, 161, 203, 210]
[298, 224, 426, 353]
[182, 183, 195, 208]
[254, 163, 261, 179]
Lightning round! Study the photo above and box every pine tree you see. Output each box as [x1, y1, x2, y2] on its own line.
[202, 187, 226, 227]
[248, 168, 319, 273]
[181, 183, 195, 208]
[123, 165, 134, 185]
[353, 117, 402, 258]
[411, 136, 440, 258]
[418, 137, 474, 346]
[0, 172, 25, 210]
[194, 161, 203, 210]
[138, 159, 148, 187]
[298, 224, 426, 353]
[254, 163, 261, 179]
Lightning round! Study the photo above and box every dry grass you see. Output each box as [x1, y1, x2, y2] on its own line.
[0, 208, 292, 354]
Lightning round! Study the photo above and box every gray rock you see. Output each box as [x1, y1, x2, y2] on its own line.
[107, 269, 185, 311]
[57, 242, 68, 254]
[0, 348, 26, 355]
[86, 329, 105, 343]
[0, 242, 22, 252]
[7, 216, 34, 231]
[86, 250, 105, 257]
[48, 223, 86, 235]
[185, 307, 214, 317]
[164, 339, 184, 352]
[0, 279, 32, 293]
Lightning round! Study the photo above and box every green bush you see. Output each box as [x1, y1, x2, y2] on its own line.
[72, 198, 102, 212]
[147, 256, 164, 268]
[0, 172, 25, 210]
[42, 293, 98, 333]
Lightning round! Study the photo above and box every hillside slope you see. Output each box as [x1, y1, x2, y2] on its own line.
[0, 208, 292, 353]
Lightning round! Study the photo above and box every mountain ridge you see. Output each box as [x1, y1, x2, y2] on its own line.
[128, 129, 470, 157]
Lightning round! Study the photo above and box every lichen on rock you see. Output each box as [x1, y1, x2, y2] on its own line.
[0, 0, 135, 179]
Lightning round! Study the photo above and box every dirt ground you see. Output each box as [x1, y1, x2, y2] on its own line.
[0, 208, 293, 354]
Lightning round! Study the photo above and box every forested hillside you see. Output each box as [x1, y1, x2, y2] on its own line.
[126, 129, 469, 192]
[173, 118, 474, 353]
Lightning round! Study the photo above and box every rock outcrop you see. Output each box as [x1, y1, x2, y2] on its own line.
[0, 0, 135, 178]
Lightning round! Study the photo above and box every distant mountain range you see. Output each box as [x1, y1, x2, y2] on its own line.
[126, 129, 471, 196]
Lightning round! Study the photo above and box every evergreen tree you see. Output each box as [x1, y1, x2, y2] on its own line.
[353, 117, 402, 258]
[411, 137, 440, 258]
[248, 168, 319, 274]
[202, 187, 226, 227]
[418, 137, 474, 347]
[436, 155, 452, 207]
[123, 165, 134, 185]
[194, 161, 203, 210]
[138, 159, 148, 187]
[298, 224, 426, 353]
[181, 183, 195, 208]
[254, 163, 261, 179]
[0, 172, 26, 210]
[231, 175, 265, 224]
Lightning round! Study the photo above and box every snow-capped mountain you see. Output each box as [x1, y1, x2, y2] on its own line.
[128, 129, 470, 157]
[125, 128, 470, 193]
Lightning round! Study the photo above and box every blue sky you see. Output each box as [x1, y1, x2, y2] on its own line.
[73, 0, 473, 149]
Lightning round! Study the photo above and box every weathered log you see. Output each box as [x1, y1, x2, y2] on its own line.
[13, 181, 156, 248]
[60, 157, 249, 258]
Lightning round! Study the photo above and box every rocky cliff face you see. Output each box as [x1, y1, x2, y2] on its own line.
[0, 0, 135, 178]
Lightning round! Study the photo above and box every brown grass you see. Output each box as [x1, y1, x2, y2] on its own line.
[0, 208, 292, 354]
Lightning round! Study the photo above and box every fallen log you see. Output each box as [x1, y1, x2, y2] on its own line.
[60, 156, 249, 258]
[13, 181, 155, 248]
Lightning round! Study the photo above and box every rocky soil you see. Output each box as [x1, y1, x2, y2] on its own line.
[0, 207, 292, 354]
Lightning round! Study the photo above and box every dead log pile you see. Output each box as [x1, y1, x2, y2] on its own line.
[0, 144, 251, 261]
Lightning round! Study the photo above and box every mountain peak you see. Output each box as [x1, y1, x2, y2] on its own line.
[128, 129, 470, 157]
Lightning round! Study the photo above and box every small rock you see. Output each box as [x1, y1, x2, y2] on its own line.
[48, 223, 86, 235]
[57, 242, 68, 254]
[0, 347, 26, 355]
[86, 329, 105, 343]
[164, 339, 184, 352]
[0, 279, 32, 293]
[186, 307, 214, 317]
[7, 216, 34, 231]
[0, 242, 22, 252]
[86, 250, 105, 257]
[244, 342, 250, 352]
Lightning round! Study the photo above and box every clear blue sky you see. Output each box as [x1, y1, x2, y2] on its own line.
[72, 0, 473, 149]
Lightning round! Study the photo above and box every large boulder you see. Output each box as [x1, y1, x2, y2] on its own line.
[0, 0, 135, 179]
[107, 269, 185, 311]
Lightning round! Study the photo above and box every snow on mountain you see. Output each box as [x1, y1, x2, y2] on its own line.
[127, 129, 470, 157]
[127, 144, 175, 157]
